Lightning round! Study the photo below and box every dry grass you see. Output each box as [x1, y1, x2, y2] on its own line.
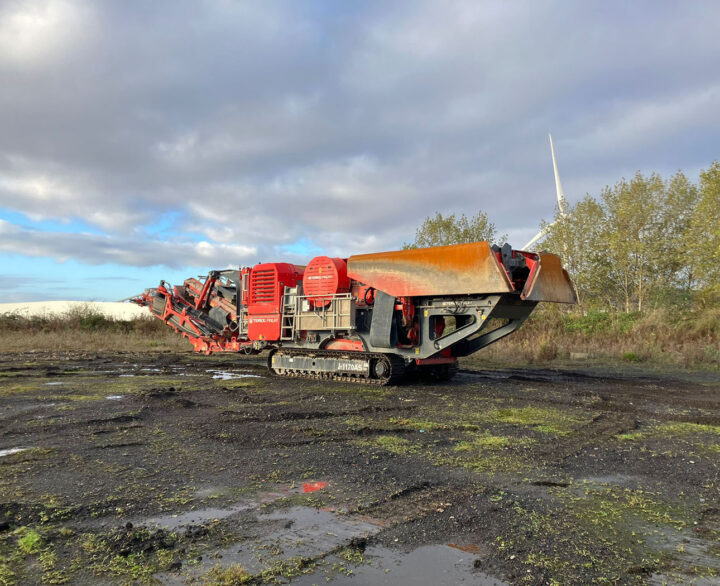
[1, 305, 717, 368]
[0, 306, 188, 353]
[474, 306, 720, 369]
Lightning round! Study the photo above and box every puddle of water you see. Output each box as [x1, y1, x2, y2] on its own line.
[206, 369, 262, 380]
[1, 403, 58, 418]
[254, 505, 382, 563]
[106, 395, 124, 401]
[168, 366, 199, 377]
[159, 503, 504, 586]
[139, 486, 303, 530]
[580, 474, 641, 487]
[44, 381, 65, 386]
[157, 505, 384, 583]
[119, 374, 135, 378]
[149, 487, 504, 586]
[0, 447, 31, 457]
[142, 505, 251, 528]
[294, 544, 507, 586]
[651, 574, 719, 586]
[193, 486, 229, 499]
[646, 523, 720, 584]
[141, 368, 162, 372]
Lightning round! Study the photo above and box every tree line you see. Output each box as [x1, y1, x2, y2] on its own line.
[405, 161, 720, 312]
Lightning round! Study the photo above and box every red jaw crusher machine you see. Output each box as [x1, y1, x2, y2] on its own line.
[133, 241, 576, 384]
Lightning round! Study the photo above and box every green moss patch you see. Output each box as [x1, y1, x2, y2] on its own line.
[370, 435, 418, 455]
[618, 421, 720, 441]
[479, 406, 590, 434]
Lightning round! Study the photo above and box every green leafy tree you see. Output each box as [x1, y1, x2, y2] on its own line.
[538, 166, 716, 312]
[404, 211, 507, 249]
[601, 173, 666, 312]
[656, 171, 698, 295]
[689, 161, 720, 300]
[541, 196, 608, 307]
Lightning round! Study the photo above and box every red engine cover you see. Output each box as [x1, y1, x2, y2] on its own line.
[303, 256, 349, 306]
[248, 262, 303, 341]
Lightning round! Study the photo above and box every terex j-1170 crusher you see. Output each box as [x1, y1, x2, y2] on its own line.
[133, 242, 576, 384]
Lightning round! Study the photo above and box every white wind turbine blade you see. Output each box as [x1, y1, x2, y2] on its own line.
[522, 134, 566, 250]
[549, 133, 567, 216]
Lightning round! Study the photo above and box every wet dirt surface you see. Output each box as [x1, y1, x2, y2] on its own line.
[1, 351, 719, 584]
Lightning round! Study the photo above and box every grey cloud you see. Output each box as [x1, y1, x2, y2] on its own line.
[0, 0, 719, 266]
[0, 275, 65, 290]
[0, 220, 257, 268]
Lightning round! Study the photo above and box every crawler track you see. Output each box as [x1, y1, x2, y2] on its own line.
[268, 349, 406, 385]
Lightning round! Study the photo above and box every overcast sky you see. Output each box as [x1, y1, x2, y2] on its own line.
[1, 0, 719, 301]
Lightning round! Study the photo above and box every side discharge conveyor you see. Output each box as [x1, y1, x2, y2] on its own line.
[132, 241, 576, 384]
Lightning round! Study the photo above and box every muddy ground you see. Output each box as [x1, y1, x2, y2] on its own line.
[1, 351, 719, 585]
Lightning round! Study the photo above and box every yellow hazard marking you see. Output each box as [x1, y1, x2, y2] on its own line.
[481, 315, 487, 320]
[424, 310, 428, 317]
[415, 348, 420, 354]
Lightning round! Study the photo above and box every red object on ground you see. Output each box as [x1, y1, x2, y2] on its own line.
[303, 481, 327, 493]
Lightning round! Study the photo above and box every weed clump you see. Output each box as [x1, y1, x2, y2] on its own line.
[16, 529, 43, 555]
[0, 562, 15, 585]
[206, 563, 248, 584]
[373, 435, 417, 455]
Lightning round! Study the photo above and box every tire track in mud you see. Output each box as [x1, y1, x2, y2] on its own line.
[459, 366, 715, 388]
[460, 368, 720, 425]
[349, 481, 479, 528]
[244, 426, 421, 448]
[198, 403, 419, 447]
[216, 403, 415, 424]
[1, 411, 147, 438]
[592, 391, 720, 425]
[533, 412, 639, 465]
